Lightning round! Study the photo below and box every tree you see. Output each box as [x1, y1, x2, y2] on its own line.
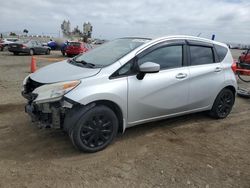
[23, 29, 28, 34]
[9, 32, 17, 36]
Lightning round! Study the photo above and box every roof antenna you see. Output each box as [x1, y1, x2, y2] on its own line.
[197, 33, 202, 37]
[211, 34, 215, 40]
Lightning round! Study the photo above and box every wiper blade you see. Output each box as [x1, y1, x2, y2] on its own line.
[74, 60, 96, 68]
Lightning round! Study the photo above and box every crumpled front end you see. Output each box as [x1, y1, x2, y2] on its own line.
[22, 77, 77, 129]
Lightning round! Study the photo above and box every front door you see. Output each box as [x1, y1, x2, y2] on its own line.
[127, 43, 190, 126]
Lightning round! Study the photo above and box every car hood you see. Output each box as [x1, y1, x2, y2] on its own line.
[30, 60, 101, 83]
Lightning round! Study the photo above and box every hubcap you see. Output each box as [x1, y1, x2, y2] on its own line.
[80, 115, 113, 148]
[217, 91, 233, 117]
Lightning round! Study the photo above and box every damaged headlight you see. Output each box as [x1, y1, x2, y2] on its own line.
[33, 80, 80, 103]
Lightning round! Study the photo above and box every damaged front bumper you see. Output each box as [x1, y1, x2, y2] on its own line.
[24, 96, 74, 129]
[22, 77, 80, 129]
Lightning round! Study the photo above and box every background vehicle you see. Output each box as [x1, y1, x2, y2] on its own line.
[239, 49, 250, 64]
[22, 36, 237, 152]
[0, 43, 3, 51]
[47, 40, 58, 50]
[0, 38, 19, 51]
[93, 39, 106, 45]
[8, 40, 51, 55]
[65, 42, 91, 56]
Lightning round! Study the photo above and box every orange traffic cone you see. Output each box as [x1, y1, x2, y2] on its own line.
[30, 56, 37, 73]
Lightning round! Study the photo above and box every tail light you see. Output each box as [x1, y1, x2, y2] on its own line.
[231, 60, 237, 74]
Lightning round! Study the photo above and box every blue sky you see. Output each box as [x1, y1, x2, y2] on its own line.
[0, 0, 249, 44]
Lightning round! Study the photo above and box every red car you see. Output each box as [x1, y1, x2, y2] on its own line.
[239, 49, 250, 64]
[65, 42, 91, 57]
[238, 49, 250, 70]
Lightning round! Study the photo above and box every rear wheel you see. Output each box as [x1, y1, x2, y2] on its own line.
[29, 49, 34, 56]
[69, 105, 118, 153]
[209, 88, 235, 119]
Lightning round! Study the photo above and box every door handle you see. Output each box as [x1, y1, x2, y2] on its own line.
[214, 67, 222, 72]
[176, 73, 187, 79]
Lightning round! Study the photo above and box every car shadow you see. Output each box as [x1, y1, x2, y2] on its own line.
[0, 109, 211, 161]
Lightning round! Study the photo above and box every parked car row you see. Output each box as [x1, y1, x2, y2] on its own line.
[0, 38, 93, 56]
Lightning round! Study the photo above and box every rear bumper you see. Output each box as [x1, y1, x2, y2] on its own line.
[66, 50, 82, 55]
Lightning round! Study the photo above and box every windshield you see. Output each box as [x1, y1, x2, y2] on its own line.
[73, 38, 150, 67]
[69, 42, 81, 46]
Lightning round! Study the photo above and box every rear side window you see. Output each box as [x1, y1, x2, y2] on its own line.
[190, 46, 215, 65]
[138, 45, 183, 70]
[214, 44, 228, 62]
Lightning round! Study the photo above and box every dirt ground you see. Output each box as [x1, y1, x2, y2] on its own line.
[0, 49, 249, 188]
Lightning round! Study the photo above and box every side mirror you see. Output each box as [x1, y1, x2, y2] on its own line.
[242, 52, 246, 55]
[137, 62, 160, 80]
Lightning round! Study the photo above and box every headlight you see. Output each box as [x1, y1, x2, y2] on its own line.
[33, 80, 80, 103]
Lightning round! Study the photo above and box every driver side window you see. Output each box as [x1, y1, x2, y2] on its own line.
[138, 45, 183, 70]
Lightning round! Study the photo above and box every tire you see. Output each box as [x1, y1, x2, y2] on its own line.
[45, 49, 50, 55]
[70, 105, 118, 153]
[29, 49, 34, 56]
[209, 88, 235, 119]
[13, 52, 19, 55]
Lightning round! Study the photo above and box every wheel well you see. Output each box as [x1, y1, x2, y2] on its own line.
[92, 100, 124, 133]
[224, 85, 236, 95]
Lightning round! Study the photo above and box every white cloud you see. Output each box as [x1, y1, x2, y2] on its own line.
[0, 0, 249, 43]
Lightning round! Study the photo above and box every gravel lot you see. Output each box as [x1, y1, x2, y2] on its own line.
[0, 49, 249, 187]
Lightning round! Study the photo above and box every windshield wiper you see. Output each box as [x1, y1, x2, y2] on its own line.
[69, 59, 96, 68]
[74, 60, 96, 67]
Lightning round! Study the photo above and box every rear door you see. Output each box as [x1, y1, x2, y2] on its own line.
[187, 42, 224, 110]
[127, 41, 190, 125]
[30, 41, 38, 53]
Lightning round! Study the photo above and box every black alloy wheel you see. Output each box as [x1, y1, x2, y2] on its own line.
[70, 105, 118, 152]
[210, 89, 235, 119]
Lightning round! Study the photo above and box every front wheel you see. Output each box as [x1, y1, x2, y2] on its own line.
[70, 105, 118, 153]
[209, 88, 235, 119]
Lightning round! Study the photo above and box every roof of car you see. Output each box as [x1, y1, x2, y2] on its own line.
[152, 35, 227, 47]
[121, 35, 227, 48]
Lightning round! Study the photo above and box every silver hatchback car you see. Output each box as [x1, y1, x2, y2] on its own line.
[22, 36, 237, 152]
